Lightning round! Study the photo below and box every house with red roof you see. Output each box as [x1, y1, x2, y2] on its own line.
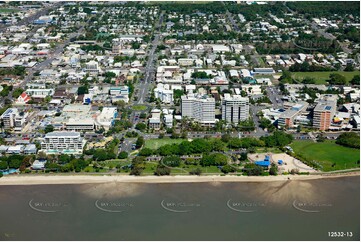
[15, 92, 31, 105]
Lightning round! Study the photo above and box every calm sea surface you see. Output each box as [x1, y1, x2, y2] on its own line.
[0, 176, 359, 241]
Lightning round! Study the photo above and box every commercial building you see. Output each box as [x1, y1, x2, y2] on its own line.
[109, 86, 129, 103]
[278, 101, 309, 128]
[181, 94, 215, 125]
[149, 109, 161, 131]
[65, 118, 95, 131]
[25, 89, 54, 98]
[96, 107, 118, 130]
[164, 114, 173, 128]
[153, 84, 174, 104]
[40, 131, 86, 155]
[57, 104, 95, 131]
[253, 68, 275, 75]
[222, 94, 249, 123]
[313, 95, 337, 131]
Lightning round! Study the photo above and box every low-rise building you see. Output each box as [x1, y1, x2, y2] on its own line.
[26, 89, 54, 98]
[96, 107, 118, 130]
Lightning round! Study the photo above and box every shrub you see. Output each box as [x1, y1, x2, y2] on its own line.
[154, 165, 171, 176]
[189, 168, 202, 175]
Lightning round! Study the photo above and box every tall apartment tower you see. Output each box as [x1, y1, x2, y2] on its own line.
[222, 94, 249, 123]
[181, 94, 215, 126]
[313, 95, 337, 131]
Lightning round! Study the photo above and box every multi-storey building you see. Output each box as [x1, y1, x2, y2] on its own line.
[181, 94, 215, 126]
[313, 95, 337, 131]
[222, 94, 249, 123]
[40, 131, 86, 155]
[0, 108, 27, 131]
[278, 101, 309, 128]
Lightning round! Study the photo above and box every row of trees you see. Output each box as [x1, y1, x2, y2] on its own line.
[138, 132, 293, 157]
[0, 155, 33, 171]
[286, 1, 360, 17]
[0, 66, 26, 77]
[336, 132, 360, 149]
[289, 61, 335, 72]
[84, 138, 120, 161]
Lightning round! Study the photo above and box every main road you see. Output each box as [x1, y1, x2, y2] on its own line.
[130, 12, 164, 128]
[137, 12, 164, 105]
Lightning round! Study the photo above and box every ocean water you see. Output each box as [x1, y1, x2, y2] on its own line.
[0, 176, 359, 241]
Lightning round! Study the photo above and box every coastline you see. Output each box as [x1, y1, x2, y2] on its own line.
[0, 172, 359, 185]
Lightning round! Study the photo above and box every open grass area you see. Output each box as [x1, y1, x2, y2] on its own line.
[255, 147, 283, 154]
[0, 8, 20, 13]
[142, 162, 223, 175]
[291, 71, 359, 84]
[132, 105, 148, 111]
[99, 159, 130, 168]
[144, 138, 186, 150]
[290, 140, 360, 171]
[143, 162, 158, 174]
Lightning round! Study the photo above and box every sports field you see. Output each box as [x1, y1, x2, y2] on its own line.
[291, 71, 359, 84]
[290, 140, 360, 171]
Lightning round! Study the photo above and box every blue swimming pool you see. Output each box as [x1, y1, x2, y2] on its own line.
[1, 169, 18, 175]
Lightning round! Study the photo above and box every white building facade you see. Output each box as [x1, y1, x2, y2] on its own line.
[222, 94, 249, 123]
[40, 131, 86, 155]
[181, 95, 215, 125]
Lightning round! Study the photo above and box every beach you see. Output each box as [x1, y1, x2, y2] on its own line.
[0, 172, 359, 185]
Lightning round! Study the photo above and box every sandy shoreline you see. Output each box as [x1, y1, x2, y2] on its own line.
[0, 172, 359, 185]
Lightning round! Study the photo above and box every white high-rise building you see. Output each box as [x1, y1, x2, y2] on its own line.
[40, 131, 86, 155]
[222, 94, 249, 123]
[181, 94, 215, 125]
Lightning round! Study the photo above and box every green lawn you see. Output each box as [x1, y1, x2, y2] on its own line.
[0, 8, 20, 13]
[290, 140, 360, 171]
[255, 147, 283, 154]
[132, 105, 148, 111]
[99, 159, 130, 168]
[291, 71, 359, 84]
[144, 138, 186, 150]
[143, 162, 223, 175]
[143, 162, 158, 174]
